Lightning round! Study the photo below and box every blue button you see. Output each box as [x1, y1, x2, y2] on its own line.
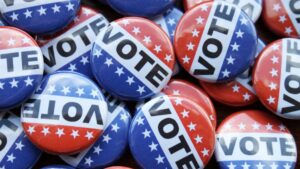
[41, 165, 75, 169]
[107, 0, 175, 17]
[60, 90, 131, 168]
[0, 112, 42, 169]
[91, 17, 175, 101]
[0, 27, 44, 110]
[38, 6, 109, 78]
[0, 0, 80, 35]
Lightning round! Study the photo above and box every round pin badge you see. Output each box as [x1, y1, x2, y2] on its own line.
[129, 95, 215, 169]
[91, 17, 175, 101]
[106, 0, 175, 17]
[0, 27, 44, 110]
[105, 167, 133, 169]
[41, 165, 75, 169]
[175, 1, 258, 83]
[184, 0, 262, 23]
[20, 71, 108, 154]
[38, 6, 109, 78]
[0, 111, 42, 169]
[0, 0, 80, 35]
[200, 38, 266, 106]
[215, 110, 297, 169]
[263, 0, 300, 37]
[60, 91, 131, 168]
[253, 38, 300, 119]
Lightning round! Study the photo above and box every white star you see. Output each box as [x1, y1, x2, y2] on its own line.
[175, 98, 182, 105]
[272, 44, 279, 51]
[41, 127, 50, 136]
[115, 67, 124, 76]
[210, 115, 215, 121]
[242, 162, 250, 169]
[192, 29, 199, 37]
[7, 153, 15, 163]
[85, 131, 94, 140]
[37, 6, 47, 16]
[111, 123, 120, 133]
[80, 56, 89, 65]
[231, 42, 240, 51]
[224, 123, 232, 130]
[52, 4, 61, 13]
[164, 54, 172, 62]
[84, 157, 93, 166]
[182, 55, 191, 64]
[104, 58, 113, 67]
[93, 145, 102, 155]
[71, 130, 79, 139]
[243, 93, 251, 101]
[8, 38, 15, 46]
[93, 49, 102, 58]
[227, 162, 236, 169]
[149, 142, 158, 151]
[136, 117, 144, 125]
[23, 9, 32, 18]
[273, 3, 281, 12]
[285, 27, 293, 35]
[227, 56, 235, 64]
[172, 90, 180, 95]
[155, 155, 165, 164]
[238, 123, 246, 130]
[279, 124, 286, 131]
[196, 16, 204, 24]
[266, 123, 273, 131]
[22, 37, 30, 44]
[252, 122, 260, 130]
[181, 109, 189, 118]
[154, 45, 162, 53]
[73, 16, 80, 22]
[103, 134, 112, 143]
[24, 77, 33, 86]
[120, 113, 128, 122]
[121, 19, 130, 26]
[268, 82, 277, 91]
[76, 88, 85, 96]
[142, 129, 151, 138]
[222, 69, 230, 77]
[271, 56, 279, 64]
[0, 82, 5, 90]
[267, 96, 276, 104]
[240, 17, 248, 25]
[68, 64, 77, 71]
[187, 42, 195, 51]
[90, 89, 99, 98]
[279, 15, 287, 23]
[232, 84, 240, 93]
[270, 68, 278, 77]
[27, 126, 35, 135]
[194, 135, 203, 144]
[10, 12, 18, 21]
[9, 79, 19, 88]
[284, 163, 291, 169]
[132, 27, 141, 35]
[200, 4, 208, 11]
[167, 18, 175, 26]
[15, 141, 24, 151]
[66, 2, 75, 11]
[56, 128, 65, 138]
[61, 86, 70, 95]
[270, 162, 278, 169]
[47, 85, 56, 94]
[201, 148, 209, 156]
[188, 122, 196, 131]
[256, 162, 264, 169]
[143, 36, 151, 44]
[235, 29, 244, 38]
[137, 86, 145, 95]
[83, 8, 92, 16]
[126, 76, 135, 86]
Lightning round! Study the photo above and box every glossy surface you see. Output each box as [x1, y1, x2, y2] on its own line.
[253, 38, 300, 119]
[0, 27, 44, 110]
[174, 1, 257, 82]
[129, 95, 215, 169]
[263, 0, 300, 37]
[200, 39, 266, 106]
[106, 0, 175, 17]
[21, 72, 108, 154]
[91, 17, 175, 101]
[38, 6, 109, 78]
[215, 110, 297, 168]
[60, 91, 131, 168]
[41, 165, 75, 169]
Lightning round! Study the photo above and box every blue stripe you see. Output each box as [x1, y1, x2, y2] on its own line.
[218, 160, 296, 169]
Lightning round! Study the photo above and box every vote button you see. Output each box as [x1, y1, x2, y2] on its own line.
[215, 110, 297, 169]
[175, 1, 257, 83]
[21, 71, 108, 154]
[41, 165, 75, 169]
[0, 27, 44, 110]
[91, 17, 175, 101]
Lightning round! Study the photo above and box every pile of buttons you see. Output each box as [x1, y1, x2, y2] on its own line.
[0, 0, 299, 169]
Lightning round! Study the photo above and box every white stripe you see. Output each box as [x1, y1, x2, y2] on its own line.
[0, 0, 67, 12]
[142, 96, 203, 169]
[95, 22, 172, 92]
[21, 94, 107, 130]
[0, 46, 43, 79]
[216, 133, 297, 161]
[190, 2, 240, 81]
[282, 0, 300, 36]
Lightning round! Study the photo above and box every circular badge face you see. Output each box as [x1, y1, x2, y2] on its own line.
[0, 112, 42, 169]
[91, 17, 175, 101]
[106, 0, 175, 17]
[41, 165, 75, 169]
[263, 0, 300, 37]
[253, 38, 300, 119]
[215, 110, 297, 169]
[60, 91, 131, 168]
[129, 95, 215, 169]
[200, 38, 266, 106]
[105, 167, 133, 169]
[175, 1, 257, 83]
[184, 0, 262, 23]
[21, 72, 108, 154]
[38, 6, 109, 78]
[0, 27, 44, 110]
[0, 0, 80, 35]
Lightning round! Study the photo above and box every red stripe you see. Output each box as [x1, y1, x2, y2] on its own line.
[0, 27, 37, 49]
